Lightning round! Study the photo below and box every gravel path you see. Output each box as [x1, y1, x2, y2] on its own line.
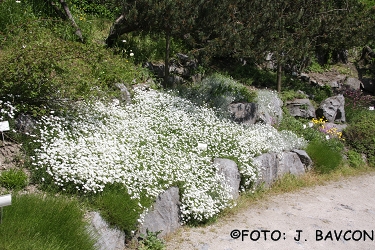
[165, 173, 375, 250]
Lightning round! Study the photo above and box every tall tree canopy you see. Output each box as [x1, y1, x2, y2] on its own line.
[106, 0, 372, 90]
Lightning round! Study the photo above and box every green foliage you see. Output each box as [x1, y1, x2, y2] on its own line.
[0, 169, 28, 190]
[346, 150, 366, 168]
[282, 77, 332, 104]
[138, 230, 166, 250]
[278, 113, 323, 142]
[344, 111, 375, 167]
[0, 194, 95, 250]
[0, 0, 31, 34]
[306, 59, 330, 73]
[69, 0, 123, 19]
[280, 90, 308, 102]
[176, 73, 256, 113]
[0, 23, 140, 116]
[306, 140, 342, 174]
[212, 60, 277, 88]
[93, 184, 153, 238]
[343, 88, 375, 123]
[115, 32, 188, 63]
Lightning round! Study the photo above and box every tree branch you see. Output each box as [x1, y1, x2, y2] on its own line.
[58, 0, 84, 42]
[106, 14, 138, 47]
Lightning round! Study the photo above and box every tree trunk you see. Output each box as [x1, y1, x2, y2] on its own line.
[106, 14, 138, 47]
[58, 0, 84, 42]
[277, 63, 282, 92]
[164, 31, 171, 88]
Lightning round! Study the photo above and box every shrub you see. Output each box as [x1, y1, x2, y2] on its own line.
[343, 88, 375, 123]
[0, 169, 28, 190]
[306, 140, 342, 174]
[69, 0, 123, 19]
[176, 73, 256, 115]
[0, 25, 140, 116]
[344, 111, 375, 167]
[346, 150, 366, 168]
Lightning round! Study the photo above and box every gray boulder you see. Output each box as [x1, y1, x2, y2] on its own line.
[278, 152, 306, 176]
[316, 95, 346, 123]
[286, 99, 316, 119]
[292, 149, 313, 171]
[214, 158, 241, 199]
[114, 83, 131, 104]
[255, 151, 307, 187]
[228, 102, 274, 125]
[345, 77, 362, 90]
[254, 153, 279, 187]
[87, 211, 126, 250]
[228, 103, 260, 124]
[139, 187, 181, 238]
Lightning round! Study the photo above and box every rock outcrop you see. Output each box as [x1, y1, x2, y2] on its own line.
[87, 211, 126, 250]
[228, 103, 262, 124]
[139, 187, 181, 238]
[316, 95, 346, 123]
[214, 158, 241, 200]
[285, 99, 316, 119]
[255, 150, 311, 187]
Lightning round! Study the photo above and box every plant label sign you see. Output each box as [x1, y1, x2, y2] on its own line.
[369, 106, 374, 111]
[0, 194, 11, 208]
[0, 121, 10, 132]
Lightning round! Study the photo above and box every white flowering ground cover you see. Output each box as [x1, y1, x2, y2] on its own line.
[31, 88, 306, 223]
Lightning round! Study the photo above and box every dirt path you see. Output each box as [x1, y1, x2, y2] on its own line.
[165, 173, 375, 250]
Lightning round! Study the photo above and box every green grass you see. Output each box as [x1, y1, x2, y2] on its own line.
[0, 194, 96, 250]
[306, 140, 343, 174]
[0, 169, 28, 190]
[91, 184, 154, 239]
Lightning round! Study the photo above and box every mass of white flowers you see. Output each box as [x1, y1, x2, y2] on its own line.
[0, 100, 16, 121]
[31, 88, 306, 223]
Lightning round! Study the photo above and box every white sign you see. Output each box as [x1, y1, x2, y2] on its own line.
[0, 121, 10, 132]
[197, 143, 208, 151]
[369, 106, 374, 111]
[0, 194, 11, 207]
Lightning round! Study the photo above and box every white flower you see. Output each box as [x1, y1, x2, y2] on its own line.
[31, 88, 306, 223]
[129, 52, 134, 57]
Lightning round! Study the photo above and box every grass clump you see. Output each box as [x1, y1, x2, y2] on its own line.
[0, 194, 95, 250]
[92, 184, 153, 238]
[0, 169, 28, 190]
[306, 140, 343, 174]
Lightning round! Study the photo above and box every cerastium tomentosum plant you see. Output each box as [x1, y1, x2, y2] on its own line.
[31, 88, 306, 223]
